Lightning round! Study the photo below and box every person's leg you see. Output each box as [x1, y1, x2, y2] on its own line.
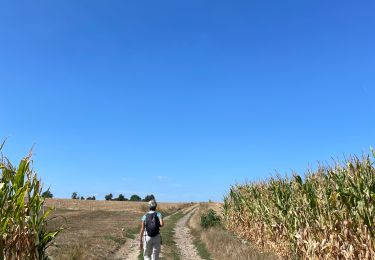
[143, 236, 152, 260]
[151, 235, 161, 260]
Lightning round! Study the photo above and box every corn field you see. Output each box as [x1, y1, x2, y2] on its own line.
[0, 141, 61, 259]
[223, 150, 375, 259]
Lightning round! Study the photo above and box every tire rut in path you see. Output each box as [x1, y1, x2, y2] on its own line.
[173, 207, 204, 260]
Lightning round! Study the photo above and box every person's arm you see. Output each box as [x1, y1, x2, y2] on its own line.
[160, 217, 164, 227]
[139, 221, 145, 249]
[159, 213, 164, 227]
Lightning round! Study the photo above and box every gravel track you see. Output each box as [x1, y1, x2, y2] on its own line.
[173, 207, 203, 260]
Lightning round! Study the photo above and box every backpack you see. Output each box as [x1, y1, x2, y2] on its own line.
[145, 212, 160, 237]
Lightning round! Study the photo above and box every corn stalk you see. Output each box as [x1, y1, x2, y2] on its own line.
[0, 142, 61, 259]
[224, 150, 375, 259]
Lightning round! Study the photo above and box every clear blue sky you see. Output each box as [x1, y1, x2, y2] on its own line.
[1, 1, 374, 202]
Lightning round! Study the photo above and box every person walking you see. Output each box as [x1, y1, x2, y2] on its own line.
[139, 199, 164, 260]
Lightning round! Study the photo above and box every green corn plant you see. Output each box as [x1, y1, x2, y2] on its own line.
[0, 142, 62, 259]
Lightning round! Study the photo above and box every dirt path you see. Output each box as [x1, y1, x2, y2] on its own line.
[173, 207, 203, 260]
[113, 235, 140, 260]
[114, 205, 201, 260]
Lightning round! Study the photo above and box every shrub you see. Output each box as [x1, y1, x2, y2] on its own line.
[0, 142, 62, 259]
[200, 209, 221, 229]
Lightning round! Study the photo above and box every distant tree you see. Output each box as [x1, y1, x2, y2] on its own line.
[130, 194, 141, 201]
[71, 192, 78, 200]
[143, 194, 155, 202]
[42, 190, 53, 199]
[87, 196, 96, 200]
[105, 193, 113, 201]
[80, 196, 85, 200]
[117, 194, 126, 201]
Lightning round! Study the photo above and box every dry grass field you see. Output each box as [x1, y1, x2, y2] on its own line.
[44, 199, 188, 260]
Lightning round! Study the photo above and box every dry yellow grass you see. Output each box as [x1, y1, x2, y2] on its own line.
[44, 198, 183, 213]
[45, 199, 187, 259]
[189, 203, 277, 260]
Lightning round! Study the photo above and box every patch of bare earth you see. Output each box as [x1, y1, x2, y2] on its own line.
[113, 237, 140, 260]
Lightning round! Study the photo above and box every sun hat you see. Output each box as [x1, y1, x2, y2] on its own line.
[148, 199, 157, 209]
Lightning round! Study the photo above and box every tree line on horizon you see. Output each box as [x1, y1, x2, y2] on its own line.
[104, 193, 155, 202]
[42, 190, 155, 202]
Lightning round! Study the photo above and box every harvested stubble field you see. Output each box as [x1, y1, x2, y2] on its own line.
[44, 199, 188, 260]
